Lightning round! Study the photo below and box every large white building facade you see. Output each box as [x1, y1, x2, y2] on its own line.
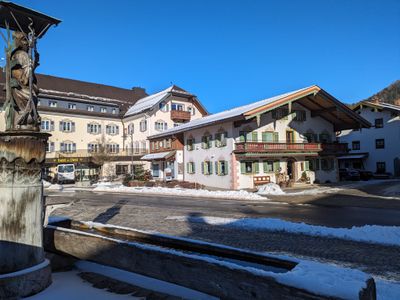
[339, 101, 400, 176]
[149, 86, 370, 189]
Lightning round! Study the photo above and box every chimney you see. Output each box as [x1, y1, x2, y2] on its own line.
[132, 86, 146, 96]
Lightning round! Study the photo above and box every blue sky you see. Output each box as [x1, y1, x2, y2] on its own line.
[1, 0, 399, 113]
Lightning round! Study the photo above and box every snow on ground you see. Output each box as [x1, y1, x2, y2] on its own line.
[26, 270, 135, 300]
[257, 183, 285, 195]
[376, 278, 400, 300]
[43, 180, 63, 191]
[93, 183, 267, 201]
[167, 215, 400, 247]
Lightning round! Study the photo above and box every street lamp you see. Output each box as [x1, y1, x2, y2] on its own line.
[0, 1, 60, 298]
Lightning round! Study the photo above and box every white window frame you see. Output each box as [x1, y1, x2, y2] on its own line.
[87, 105, 94, 112]
[140, 119, 147, 132]
[100, 107, 107, 113]
[68, 103, 76, 110]
[49, 101, 57, 108]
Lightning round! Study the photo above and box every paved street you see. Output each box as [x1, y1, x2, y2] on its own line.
[47, 186, 400, 281]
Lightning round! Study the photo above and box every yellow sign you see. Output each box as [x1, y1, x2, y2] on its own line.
[56, 157, 82, 163]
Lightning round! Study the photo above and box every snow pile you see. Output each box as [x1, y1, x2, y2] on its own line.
[286, 187, 342, 195]
[42, 180, 63, 191]
[167, 215, 400, 246]
[257, 183, 285, 195]
[93, 184, 266, 201]
[376, 279, 400, 300]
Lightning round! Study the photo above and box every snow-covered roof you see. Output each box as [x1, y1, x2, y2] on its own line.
[337, 154, 368, 160]
[124, 85, 203, 118]
[141, 151, 175, 160]
[365, 101, 400, 112]
[149, 86, 315, 139]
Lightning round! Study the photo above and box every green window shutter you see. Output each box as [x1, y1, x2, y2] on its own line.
[246, 132, 252, 141]
[273, 161, 280, 172]
[305, 161, 310, 171]
[193, 163, 196, 174]
[252, 132, 258, 142]
[239, 132, 245, 142]
[224, 161, 229, 175]
[186, 162, 189, 173]
[273, 132, 279, 142]
[262, 132, 267, 142]
[263, 161, 268, 173]
[215, 161, 219, 175]
[210, 162, 213, 174]
[201, 162, 204, 174]
[240, 162, 246, 174]
[254, 161, 259, 174]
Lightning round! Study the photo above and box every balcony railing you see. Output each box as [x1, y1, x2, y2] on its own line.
[171, 110, 191, 122]
[235, 142, 322, 153]
[234, 142, 349, 155]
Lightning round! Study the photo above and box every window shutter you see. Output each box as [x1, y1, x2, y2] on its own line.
[239, 132, 245, 142]
[215, 161, 219, 175]
[116, 126, 119, 135]
[72, 122, 75, 132]
[273, 161, 280, 172]
[201, 162, 204, 174]
[50, 121, 54, 131]
[224, 161, 229, 175]
[87, 124, 90, 133]
[72, 143, 76, 152]
[263, 161, 268, 173]
[59, 121, 63, 131]
[262, 132, 267, 142]
[254, 161, 259, 174]
[50, 142, 55, 152]
[209, 162, 213, 174]
[252, 132, 258, 142]
[240, 162, 246, 174]
[106, 125, 109, 134]
[305, 161, 310, 171]
[193, 163, 195, 174]
[273, 132, 279, 142]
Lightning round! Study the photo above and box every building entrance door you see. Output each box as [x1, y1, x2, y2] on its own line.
[286, 131, 294, 143]
[287, 159, 295, 179]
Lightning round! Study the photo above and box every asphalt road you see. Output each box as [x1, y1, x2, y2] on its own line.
[47, 189, 400, 228]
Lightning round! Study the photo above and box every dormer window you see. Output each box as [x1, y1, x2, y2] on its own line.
[87, 105, 94, 112]
[49, 101, 57, 108]
[100, 107, 107, 113]
[159, 101, 169, 112]
[68, 103, 76, 110]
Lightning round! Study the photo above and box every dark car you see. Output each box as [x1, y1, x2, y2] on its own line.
[339, 168, 361, 181]
[357, 170, 373, 181]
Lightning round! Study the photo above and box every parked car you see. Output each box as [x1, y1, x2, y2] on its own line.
[356, 170, 373, 181]
[339, 168, 361, 181]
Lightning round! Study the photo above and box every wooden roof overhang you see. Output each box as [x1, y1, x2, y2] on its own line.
[243, 86, 371, 131]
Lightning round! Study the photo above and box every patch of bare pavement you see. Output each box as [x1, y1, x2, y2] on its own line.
[47, 180, 400, 283]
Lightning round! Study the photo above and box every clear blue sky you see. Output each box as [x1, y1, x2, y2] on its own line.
[2, 0, 399, 112]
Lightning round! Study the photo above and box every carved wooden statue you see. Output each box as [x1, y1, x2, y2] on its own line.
[4, 31, 40, 130]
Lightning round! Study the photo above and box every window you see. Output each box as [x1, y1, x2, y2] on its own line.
[262, 132, 279, 143]
[375, 139, 385, 149]
[140, 119, 147, 132]
[87, 105, 94, 112]
[41, 120, 54, 132]
[46, 141, 55, 153]
[87, 123, 101, 134]
[293, 110, 306, 122]
[201, 134, 212, 149]
[68, 103, 76, 110]
[59, 120, 75, 132]
[376, 162, 386, 174]
[304, 132, 317, 143]
[187, 106, 196, 115]
[171, 103, 184, 111]
[100, 107, 107, 113]
[174, 123, 180, 127]
[263, 161, 274, 173]
[155, 121, 168, 132]
[106, 144, 119, 154]
[112, 108, 117, 114]
[375, 118, 383, 128]
[88, 143, 99, 153]
[239, 131, 258, 142]
[201, 161, 213, 175]
[165, 138, 172, 148]
[141, 141, 147, 153]
[187, 162, 196, 174]
[215, 160, 229, 176]
[352, 141, 360, 150]
[159, 102, 169, 112]
[116, 165, 128, 175]
[215, 131, 228, 147]
[240, 161, 259, 174]
[127, 123, 134, 135]
[60, 141, 76, 153]
[186, 138, 195, 151]
[49, 101, 57, 107]
[319, 133, 331, 143]
[106, 124, 119, 135]
[134, 141, 140, 154]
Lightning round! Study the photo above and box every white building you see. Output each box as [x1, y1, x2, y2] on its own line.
[148, 85, 370, 189]
[123, 85, 208, 179]
[339, 101, 400, 176]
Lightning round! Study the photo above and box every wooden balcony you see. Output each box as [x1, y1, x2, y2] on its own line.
[234, 142, 349, 156]
[235, 142, 322, 153]
[171, 110, 191, 122]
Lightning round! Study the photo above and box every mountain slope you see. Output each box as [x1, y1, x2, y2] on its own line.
[364, 80, 400, 105]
